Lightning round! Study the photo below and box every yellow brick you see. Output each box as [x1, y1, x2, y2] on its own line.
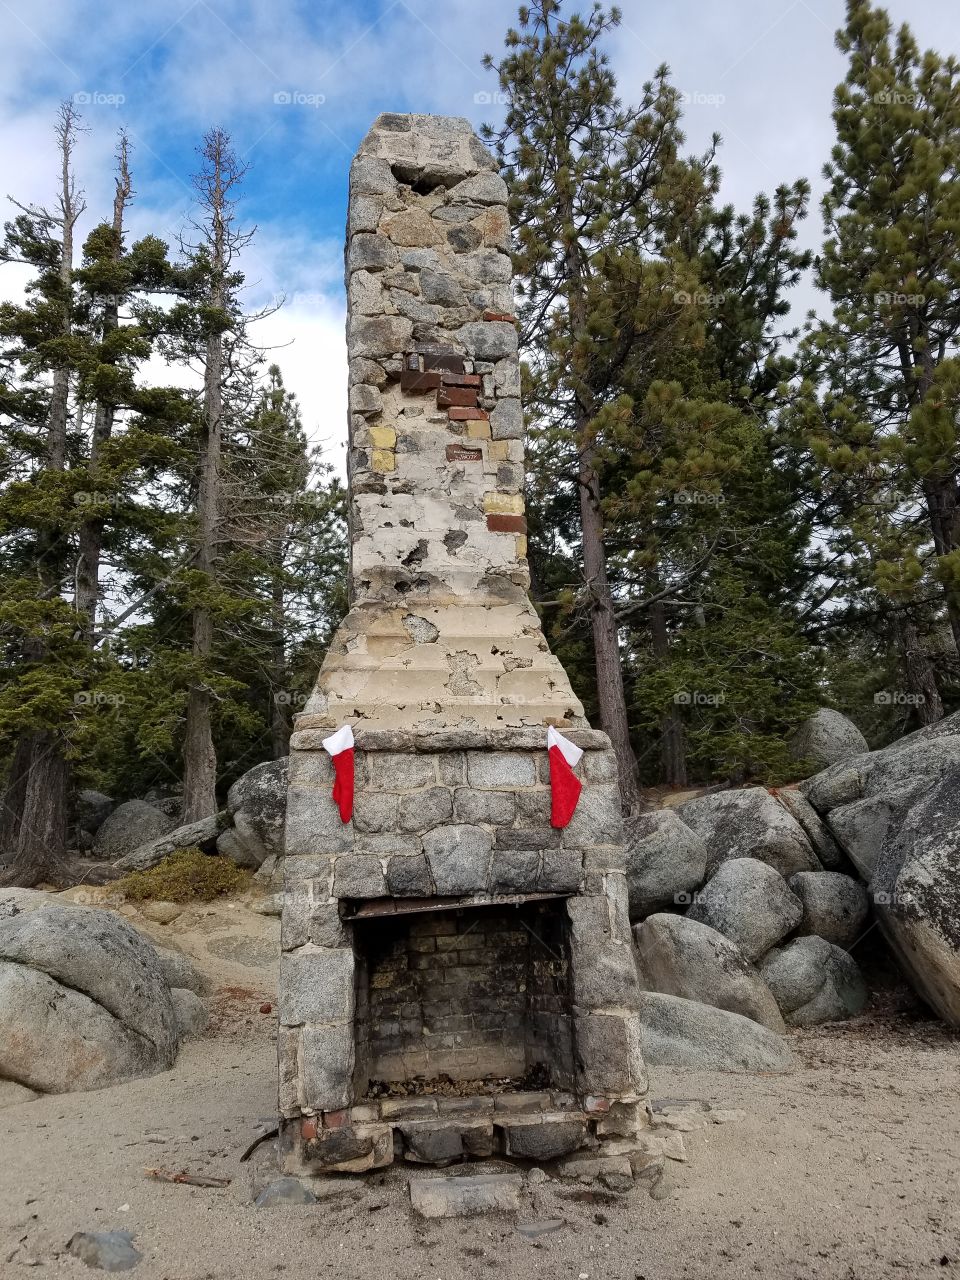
[371, 448, 396, 473]
[516, 535, 528, 559]
[483, 492, 525, 516]
[488, 440, 510, 461]
[369, 425, 396, 449]
[465, 419, 492, 439]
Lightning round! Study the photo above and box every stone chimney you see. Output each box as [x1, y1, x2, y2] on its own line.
[278, 114, 647, 1177]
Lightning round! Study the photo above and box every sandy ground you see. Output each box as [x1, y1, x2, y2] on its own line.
[1, 902, 959, 1280]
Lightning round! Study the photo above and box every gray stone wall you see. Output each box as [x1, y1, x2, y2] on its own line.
[279, 736, 646, 1126]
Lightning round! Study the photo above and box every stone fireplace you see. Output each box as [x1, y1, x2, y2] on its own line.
[277, 113, 647, 1176]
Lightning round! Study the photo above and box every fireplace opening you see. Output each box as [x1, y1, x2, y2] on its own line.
[351, 899, 575, 1099]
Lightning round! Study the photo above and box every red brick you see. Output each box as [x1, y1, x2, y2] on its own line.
[400, 368, 442, 392]
[446, 444, 483, 462]
[438, 386, 478, 409]
[441, 372, 481, 388]
[301, 1117, 319, 1141]
[584, 1095, 611, 1113]
[486, 513, 527, 534]
[448, 406, 489, 421]
[323, 1108, 350, 1129]
[483, 310, 516, 323]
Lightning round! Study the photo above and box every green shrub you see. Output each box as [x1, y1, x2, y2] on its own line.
[114, 847, 252, 903]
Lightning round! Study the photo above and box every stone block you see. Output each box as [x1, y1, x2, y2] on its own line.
[423, 824, 493, 895]
[499, 1118, 587, 1160]
[352, 791, 399, 833]
[514, 787, 552, 827]
[490, 397, 523, 439]
[367, 752, 438, 790]
[574, 1012, 648, 1098]
[466, 751, 537, 788]
[349, 315, 413, 358]
[350, 156, 396, 195]
[284, 789, 353, 856]
[280, 883, 311, 951]
[538, 848, 584, 893]
[302, 1121, 392, 1173]
[347, 233, 399, 273]
[399, 786, 452, 831]
[300, 1022, 355, 1112]
[496, 826, 559, 850]
[489, 850, 540, 892]
[287, 750, 333, 788]
[279, 948, 355, 1025]
[421, 269, 467, 306]
[332, 854, 387, 899]
[309, 902, 349, 949]
[583, 750, 619, 783]
[456, 320, 518, 359]
[400, 1122, 464, 1165]
[277, 1025, 302, 1118]
[350, 383, 383, 417]
[347, 194, 384, 234]
[461, 250, 513, 284]
[493, 357, 521, 397]
[385, 853, 434, 896]
[570, 938, 640, 1012]
[453, 788, 517, 825]
[561, 784, 624, 847]
[445, 172, 509, 205]
[409, 1174, 522, 1219]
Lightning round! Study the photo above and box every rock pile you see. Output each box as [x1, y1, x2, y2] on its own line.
[627, 780, 870, 1065]
[0, 902, 208, 1094]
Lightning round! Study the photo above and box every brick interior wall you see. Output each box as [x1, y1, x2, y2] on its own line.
[353, 901, 574, 1093]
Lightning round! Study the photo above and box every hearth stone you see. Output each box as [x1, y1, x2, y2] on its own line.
[277, 113, 648, 1176]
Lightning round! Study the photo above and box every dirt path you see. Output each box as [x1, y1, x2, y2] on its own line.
[2, 985, 958, 1280]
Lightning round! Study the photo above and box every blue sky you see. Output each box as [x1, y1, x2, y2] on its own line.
[2, 0, 959, 466]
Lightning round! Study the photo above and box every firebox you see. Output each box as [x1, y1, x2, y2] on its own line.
[352, 897, 574, 1091]
[276, 113, 648, 1176]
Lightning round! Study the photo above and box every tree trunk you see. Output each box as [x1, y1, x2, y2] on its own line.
[895, 616, 944, 726]
[182, 135, 227, 822]
[76, 137, 132, 640]
[270, 571, 291, 759]
[578, 449, 641, 810]
[1, 104, 81, 884]
[923, 474, 960, 657]
[0, 733, 71, 887]
[651, 599, 687, 786]
[181, 330, 222, 821]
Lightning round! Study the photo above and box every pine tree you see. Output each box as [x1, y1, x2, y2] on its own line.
[798, 0, 960, 714]
[484, 0, 718, 809]
[0, 103, 86, 885]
